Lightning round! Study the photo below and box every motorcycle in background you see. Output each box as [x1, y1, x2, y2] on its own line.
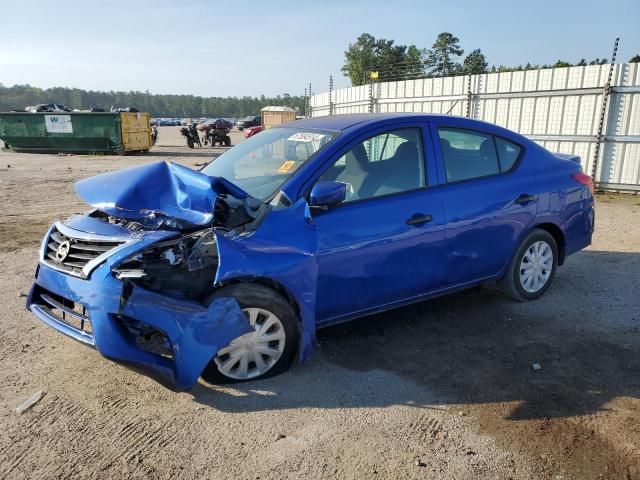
[151, 125, 159, 145]
[179, 122, 202, 148]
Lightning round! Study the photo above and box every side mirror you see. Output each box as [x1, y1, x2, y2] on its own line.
[309, 181, 347, 209]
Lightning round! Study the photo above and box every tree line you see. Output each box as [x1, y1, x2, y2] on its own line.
[342, 33, 640, 86]
[0, 83, 306, 118]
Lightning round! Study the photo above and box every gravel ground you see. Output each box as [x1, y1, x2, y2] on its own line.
[0, 127, 639, 479]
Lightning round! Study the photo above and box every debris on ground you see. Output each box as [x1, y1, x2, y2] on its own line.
[532, 363, 542, 371]
[16, 390, 45, 414]
[275, 433, 286, 441]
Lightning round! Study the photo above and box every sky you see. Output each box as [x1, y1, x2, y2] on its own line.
[1, 0, 638, 98]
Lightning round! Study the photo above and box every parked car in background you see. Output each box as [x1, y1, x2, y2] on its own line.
[25, 103, 72, 113]
[198, 118, 233, 131]
[236, 115, 261, 131]
[26, 113, 594, 389]
[244, 125, 263, 138]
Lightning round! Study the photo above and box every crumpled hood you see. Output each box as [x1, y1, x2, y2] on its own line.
[75, 161, 250, 227]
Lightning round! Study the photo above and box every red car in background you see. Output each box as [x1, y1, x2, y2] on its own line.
[244, 125, 263, 138]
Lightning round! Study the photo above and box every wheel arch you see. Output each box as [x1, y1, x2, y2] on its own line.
[217, 276, 303, 330]
[532, 222, 566, 265]
[500, 221, 567, 280]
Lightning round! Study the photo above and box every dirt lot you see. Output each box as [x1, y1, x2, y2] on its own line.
[0, 127, 639, 479]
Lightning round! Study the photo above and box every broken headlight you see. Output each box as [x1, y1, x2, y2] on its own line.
[113, 229, 218, 280]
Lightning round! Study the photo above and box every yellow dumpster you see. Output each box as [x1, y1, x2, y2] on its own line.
[120, 112, 153, 152]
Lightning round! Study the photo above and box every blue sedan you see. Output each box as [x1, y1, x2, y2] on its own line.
[27, 114, 595, 389]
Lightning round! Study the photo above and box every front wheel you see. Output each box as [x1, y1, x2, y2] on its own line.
[187, 138, 194, 149]
[499, 229, 558, 301]
[224, 135, 231, 146]
[201, 284, 299, 383]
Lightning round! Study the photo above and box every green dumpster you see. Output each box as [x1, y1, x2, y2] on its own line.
[0, 112, 152, 154]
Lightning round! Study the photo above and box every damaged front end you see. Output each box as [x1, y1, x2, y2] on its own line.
[27, 161, 318, 390]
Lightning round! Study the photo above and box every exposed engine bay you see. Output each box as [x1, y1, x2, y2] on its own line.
[113, 228, 220, 300]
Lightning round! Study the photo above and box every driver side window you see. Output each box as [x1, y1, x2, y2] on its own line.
[318, 128, 426, 202]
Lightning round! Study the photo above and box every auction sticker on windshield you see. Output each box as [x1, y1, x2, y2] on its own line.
[287, 132, 326, 142]
[277, 160, 297, 173]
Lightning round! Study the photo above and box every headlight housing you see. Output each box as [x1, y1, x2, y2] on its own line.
[113, 229, 217, 280]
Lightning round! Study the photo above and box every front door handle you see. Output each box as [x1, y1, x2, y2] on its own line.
[406, 213, 433, 225]
[515, 194, 536, 205]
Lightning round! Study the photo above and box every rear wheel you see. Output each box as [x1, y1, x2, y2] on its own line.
[187, 138, 194, 149]
[499, 229, 558, 301]
[201, 284, 299, 383]
[224, 135, 231, 146]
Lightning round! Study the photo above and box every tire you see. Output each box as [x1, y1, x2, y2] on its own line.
[201, 283, 300, 384]
[224, 135, 231, 146]
[499, 229, 558, 301]
[187, 138, 194, 149]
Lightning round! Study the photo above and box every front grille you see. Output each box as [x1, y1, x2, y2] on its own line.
[35, 287, 93, 338]
[44, 226, 125, 276]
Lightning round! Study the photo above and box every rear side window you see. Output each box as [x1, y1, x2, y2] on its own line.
[439, 128, 500, 182]
[495, 137, 521, 171]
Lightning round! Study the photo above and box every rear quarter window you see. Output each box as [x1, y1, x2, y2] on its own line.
[495, 137, 522, 171]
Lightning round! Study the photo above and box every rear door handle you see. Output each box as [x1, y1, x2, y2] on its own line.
[406, 213, 433, 225]
[515, 194, 536, 205]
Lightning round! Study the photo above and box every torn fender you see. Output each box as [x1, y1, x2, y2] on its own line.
[74, 161, 251, 226]
[215, 199, 319, 361]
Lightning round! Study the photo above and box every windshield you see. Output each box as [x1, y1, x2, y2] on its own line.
[201, 127, 337, 201]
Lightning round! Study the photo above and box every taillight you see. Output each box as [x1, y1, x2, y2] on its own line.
[572, 172, 594, 194]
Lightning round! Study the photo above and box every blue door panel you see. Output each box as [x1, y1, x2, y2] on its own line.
[309, 121, 447, 322]
[427, 120, 538, 285]
[314, 191, 446, 321]
[437, 177, 537, 283]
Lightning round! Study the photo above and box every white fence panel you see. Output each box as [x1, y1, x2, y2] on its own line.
[310, 63, 640, 190]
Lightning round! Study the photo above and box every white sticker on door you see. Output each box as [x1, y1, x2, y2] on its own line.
[45, 115, 73, 133]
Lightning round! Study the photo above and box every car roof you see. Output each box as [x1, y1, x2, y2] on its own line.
[287, 113, 534, 145]
[288, 113, 469, 131]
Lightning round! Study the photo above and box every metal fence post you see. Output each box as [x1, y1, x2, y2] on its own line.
[308, 83, 312, 117]
[466, 73, 472, 118]
[303, 87, 307, 117]
[591, 37, 619, 186]
[329, 75, 334, 116]
[368, 79, 374, 113]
